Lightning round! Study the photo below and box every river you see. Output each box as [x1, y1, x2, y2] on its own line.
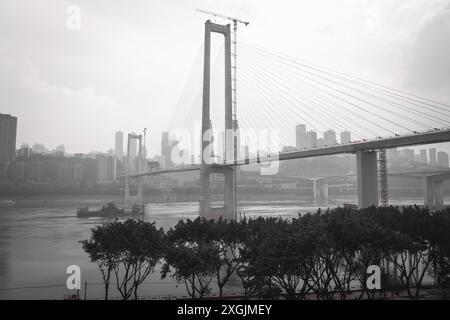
[0, 195, 446, 299]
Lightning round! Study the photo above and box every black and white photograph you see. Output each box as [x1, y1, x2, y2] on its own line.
[1, 0, 450, 308]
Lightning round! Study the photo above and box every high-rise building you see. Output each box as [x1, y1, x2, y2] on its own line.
[295, 124, 307, 149]
[401, 148, 415, 161]
[437, 151, 449, 168]
[115, 131, 124, 159]
[429, 148, 437, 166]
[419, 149, 428, 164]
[18, 143, 31, 158]
[388, 148, 399, 161]
[340, 131, 351, 145]
[128, 133, 138, 158]
[55, 144, 65, 157]
[160, 132, 179, 168]
[0, 113, 17, 162]
[179, 149, 190, 165]
[306, 131, 317, 149]
[323, 130, 337, 146]
[316, 138, 324, 148]
[96, 155, 117, 182]
[0, 162, 8, 181]
[32, 143, 48, 155]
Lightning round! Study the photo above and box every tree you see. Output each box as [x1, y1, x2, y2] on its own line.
[237, 217, 315, 300]
[209, 218, 245, 297]
[237, 217, 280, 299]
[81, 219, 165, 300]
[80, 224, 119, 300]
[424, 208, 450, 296]
[263, 218, 314, 300]
[366, 206, 433, 300]
[299, 212, 341, 300]
[162, 219, 217, 298]
[313, 208, 361, 300]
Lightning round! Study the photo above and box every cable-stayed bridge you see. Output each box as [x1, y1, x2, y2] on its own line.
[119, 20, 450, 219]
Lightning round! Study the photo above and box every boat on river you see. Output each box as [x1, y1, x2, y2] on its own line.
[76, 203, 144, 218]
[0, 200, 16, 206]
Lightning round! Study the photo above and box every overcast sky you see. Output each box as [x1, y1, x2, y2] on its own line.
[1, 0, 449, 156]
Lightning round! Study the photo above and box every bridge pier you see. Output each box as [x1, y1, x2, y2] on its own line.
[124, 177, 143, 208]
[436, 181, 444, 206]
[124, 174, 131, 207]
[356, 150, 379, 208]
[424, 176, 444, 207]
[322, 182, 329, 202]
[137, 178, 143, 205]
[200, 166, 235, 220]
[312, 180, 328, 203]
[312, 180, 318, 203]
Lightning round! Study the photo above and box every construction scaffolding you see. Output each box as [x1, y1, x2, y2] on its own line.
[378, 148, 389, 207]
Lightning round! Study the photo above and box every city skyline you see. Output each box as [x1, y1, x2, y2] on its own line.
[5, 116, 450, 169]
[1, 1, 450, 302]
[2, 1, 450, 156]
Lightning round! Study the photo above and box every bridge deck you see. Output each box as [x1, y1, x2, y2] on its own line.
[120, 129, 450, 179]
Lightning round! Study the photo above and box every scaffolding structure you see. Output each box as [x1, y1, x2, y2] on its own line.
[378, 148, 389, 206]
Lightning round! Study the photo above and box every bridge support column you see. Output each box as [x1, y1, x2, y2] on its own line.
[435, 181, 444, 206]
[200, 20, 235, 220]
[124, 178, 143, 207]
[313, 180, 318, 203]
[312, 180, 328, 204]
[356, 150, 379, 208]
[424, 176, 444, 207]
[200, 168, 235, 220]
[424, 176, 434, 206]
[200, 166, 211, 217]
[321, 182, 329, 203]
[124, 175, 131, 207]
[137, 178, 143, 205]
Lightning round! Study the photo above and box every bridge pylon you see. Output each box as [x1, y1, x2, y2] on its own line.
[124, 133, 144, 208]
[199, 20, 236, 220]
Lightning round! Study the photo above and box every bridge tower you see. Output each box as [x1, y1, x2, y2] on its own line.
[124, 133, 144, 207]
[200, 21, 236, 220]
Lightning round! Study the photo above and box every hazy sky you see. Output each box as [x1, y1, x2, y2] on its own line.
[1, 0, 449, 156]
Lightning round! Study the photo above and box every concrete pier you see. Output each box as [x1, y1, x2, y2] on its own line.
[356, 150, 379, 208]
[424, 176, 444, 207]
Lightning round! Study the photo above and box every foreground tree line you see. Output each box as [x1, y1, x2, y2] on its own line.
[80, 206, 450, 300]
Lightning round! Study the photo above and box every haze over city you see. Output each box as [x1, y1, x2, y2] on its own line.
[1, 0, 450, 155]
[2, 0, 450, 304]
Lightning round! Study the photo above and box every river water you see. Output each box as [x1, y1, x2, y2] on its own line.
[0, 195, 446, 299]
